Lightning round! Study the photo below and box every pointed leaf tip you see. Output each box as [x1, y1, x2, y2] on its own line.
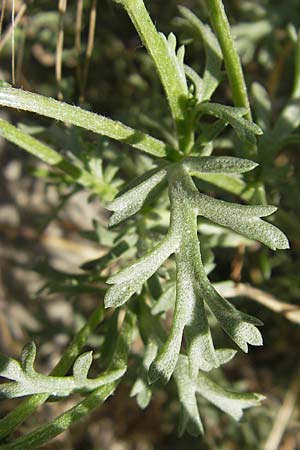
[107, 168, 167, 226]
[196, 372, 265, 421]
[194, 193, 289, 251]
[148, 361, 168, 385]
[105, 236, 177, 308]
[21, 341, 36, 374]
[148, 338, 181, 385]
[73, 352, 93, 381]
[184, 156, 259, 174]
[197, 102, 263, 144]
[104, 283, 138, 309]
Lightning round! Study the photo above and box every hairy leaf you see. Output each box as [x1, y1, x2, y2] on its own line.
[0, 87, 172, 158]
[178, 6, 223, 100]
[0, 343, 125, 398]
[107, 168, 167, 226]
[193, 193, 289, 250]
[160, 32, 188, 94]
[183, 156, 258, 174]
[174, 355, 264, 436]
[198, 102, 263, 144]
[105, 235, 178, 308]
[184, 65, 203, 101]
[105, 162, 287, 383]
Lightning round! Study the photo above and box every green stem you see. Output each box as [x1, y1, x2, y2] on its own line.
[292, 31, 300, 99]
[116, 0, 193, 152]
[0, 119, 101, 190]
[0, 384, 114, 450]
[0, 305, 104, 440]
[205, 0, 266, 202]
[205, 0, 251, 118]
[0, 86, 172, 158]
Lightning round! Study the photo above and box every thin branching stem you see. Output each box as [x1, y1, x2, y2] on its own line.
[75, 0, 83, 54]
[11, 0, 15, 84]
[15, 15, 26, 85]
[75, 0, 83, 95]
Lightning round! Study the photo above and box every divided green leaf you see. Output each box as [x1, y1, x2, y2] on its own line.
[174, 355, 265, 436]
[0, 343, 125, 398]
[197, 102, 263, 145]
[104, 161, 288, 385]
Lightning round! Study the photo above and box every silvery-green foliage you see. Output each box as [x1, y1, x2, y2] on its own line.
[0, 342, 125, 398]
[255, 30, 300, 164]
[197, 103, 263, 145]
[0, 1, 291, 444]
[160, 32, 188, 94]
[183, 155, 258, 174]
[107, 168, 167, 226]
[105, 159, 288, 385]
[178, 6, 223, 101]
[174, 355, 265, 436]
[130, 303, 163, 408]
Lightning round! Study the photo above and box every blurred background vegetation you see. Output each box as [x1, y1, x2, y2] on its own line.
[0, 0, 300, 449]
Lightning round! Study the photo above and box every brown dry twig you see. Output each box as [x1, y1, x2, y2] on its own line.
[218, 283, 300, 325]
[80, 0, 97, 103]
[75, 0, 83, 55]
[263, 368, 300, 450]
[0, 0, 7, 37]
[56, 0, 68, 100]
[0, 2, 26, 54]
[231, 244, 245, 282]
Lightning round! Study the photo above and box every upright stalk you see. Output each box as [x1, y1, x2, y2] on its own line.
[114, 0, 194, 153]
[206, 0, 251, 118]
[206, 0, 266, 202]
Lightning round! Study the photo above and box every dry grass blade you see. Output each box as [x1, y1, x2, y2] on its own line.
[11, 0, 14, 84]
[56, 0, 68, 100]
[81, 0, 97, 102]
[15, 15, 26, 85]
[0, 2, 26, 53]
[75, 0, 83, 98]
[75, 0, 83, 54]
[218, 283, 300, 325]
[0, 0, 7, 37]
[263, 368, 300, 450]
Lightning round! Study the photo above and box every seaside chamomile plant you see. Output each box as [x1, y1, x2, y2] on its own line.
[0, 0, 291, 448]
